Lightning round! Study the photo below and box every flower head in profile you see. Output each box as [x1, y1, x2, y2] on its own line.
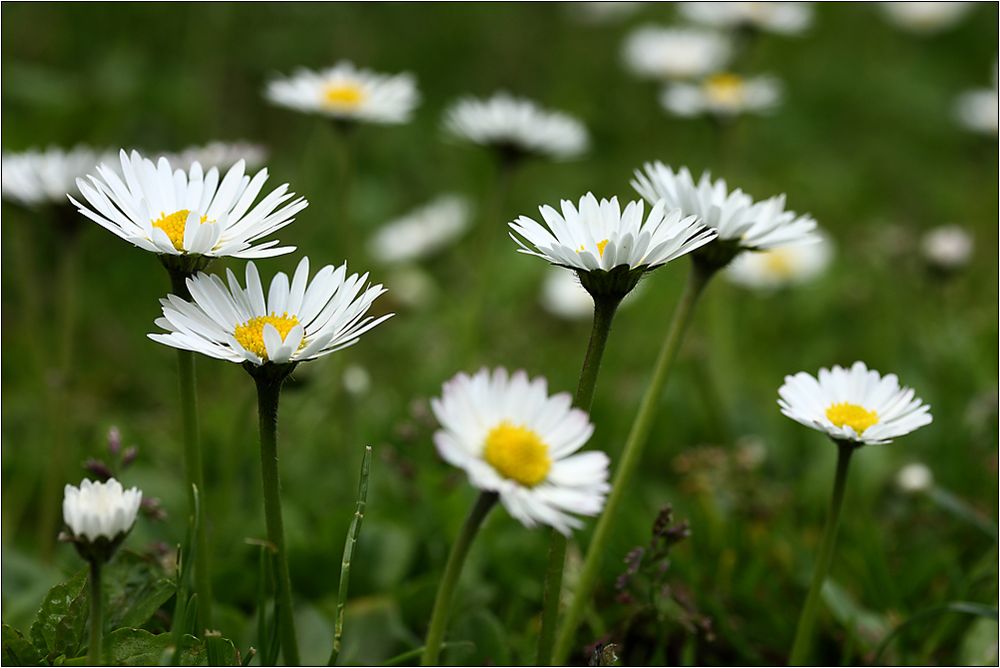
[150, 257, 392, 367]
[165, 141, 269, 172]
[2, 145, 113, 207]
[623, 26, 732, 80]
[71, 150, 307, 260]
[778, 361, 932, 446]
[444, 93, 589, 161]
[879, 1, 973, 34]
[431, 367, 609, 535]
[63, 478, 142, 562]
[632, 162, 819, 267]
[540, 267, 644, 320]
[679, 1, 813, 35]
[726, 234, 833, 290]
[510, 192, 716, 297]
[661, 73, 782, 118]
[266, 61, 419, 124]
[368, 194, 470, 264]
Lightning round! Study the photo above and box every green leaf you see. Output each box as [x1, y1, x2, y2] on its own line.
[2, 624, 44, 666]
[105, 552, 176, 630]
[28, 569, 88, 661]
[107, 628, 211, 666]
[204, 634, 240, 666]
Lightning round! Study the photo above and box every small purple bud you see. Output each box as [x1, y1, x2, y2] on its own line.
[121, 446, 138, 467]
[107, 426, 122, 455]
[83, 458, 113, 481]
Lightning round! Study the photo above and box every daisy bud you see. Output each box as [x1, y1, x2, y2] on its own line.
[62, 478, 142, 564]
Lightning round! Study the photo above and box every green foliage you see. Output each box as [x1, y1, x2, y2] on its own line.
[27, 569, 88, 663]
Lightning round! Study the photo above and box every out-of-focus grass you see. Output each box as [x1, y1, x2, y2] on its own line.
[2, 3, 997, 665]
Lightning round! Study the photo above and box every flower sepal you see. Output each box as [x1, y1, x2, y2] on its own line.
[691, 237, 744, 273]
[243, 360, 299, 387]
[160, 253, 214, 281]
[574, 264, 647, 300]
[62, 528, 131, 565]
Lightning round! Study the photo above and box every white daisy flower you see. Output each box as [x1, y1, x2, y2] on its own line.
[165, 141, 268, 172]
[149, 257, 392, 366]
[265, 61, 419, 124]
[623, 26, 732, 80]
[63, 478, 142, 544]
[444, 92, 589, 160]
[431, 367, 609, 535]
[632, 162, 820, 253]
[70, 149, 307, 259]
[661, 72, 782, 118]
[896, 462, 934, 493]
[879, 2, 973, 34]
[2, 145, 113, 206]
[510, 192, 716, 274]
[540, 266, 644, 320]
[726, 233, 833, 290]
[679, 2, 813, 35]
[921, 224, 974, 270]
[368, 194, 470, 264]
[778, 361, 933, 446]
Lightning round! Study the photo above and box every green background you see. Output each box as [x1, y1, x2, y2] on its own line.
[2, 2, 997, 665]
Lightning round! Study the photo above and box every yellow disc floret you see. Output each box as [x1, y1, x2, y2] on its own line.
[151, 209, 210, 251]
[704, 72, 746, 106]
[826, 402, 879, 434]
[322, 83, 366, 110]
[576, 239, 611, 257]
[762, 248, 796, 278]
[483, 422, 551, 487]
[234, 313, 301, 360]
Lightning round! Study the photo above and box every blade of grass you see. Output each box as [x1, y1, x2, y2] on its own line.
[872, 601, 998, 665]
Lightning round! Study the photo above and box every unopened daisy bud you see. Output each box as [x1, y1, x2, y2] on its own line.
[896, 463, 934, 493]
[266, 61, 420, 125]
[63, 478, 142, 564]
[431, 367, 610, 536]
[921, 225, 974, 271]
[510, 192, 716, 300]
[778, 361, 932, 446]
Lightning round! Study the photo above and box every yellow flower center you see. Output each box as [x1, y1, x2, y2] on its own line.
[704, 72, 746, 106]
[322, 83, 366, 110]
[151, 209, 210, 251]
[483, 422, 551, 487]
[826, 402, 879, 434]
[762, 248, 796, 278]
[233, 313, 301, 360]
[577, 239, 610, 257]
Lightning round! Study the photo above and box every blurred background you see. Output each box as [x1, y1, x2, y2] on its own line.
[2, 2, 997, 665]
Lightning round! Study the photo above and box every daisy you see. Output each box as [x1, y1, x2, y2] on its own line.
[70, 149, 307, 260]
[955, 62, 998, 135]
[2, 145, 113, 206]
[623, 26, 732, 80]
[265, 61, 419, 124]
[540, 265, 645, 320]
[879, 2, 973, 34]
[150, 257, 392, 367]
[63, 477, 142, 545]
[921, 224, 973, 271]
[661, 72, 782, 118]
[778, 361, 933, 446]
[368, 194, 470, 264]
[509, 192, 715, 279]
[165, 140, 268, 172]
[632, 162, 819, 258]
[726, 233, 833, 290]
[678, 1, 813, 35]
[431, 367, 609, 535]
[444, 92, 589, 161]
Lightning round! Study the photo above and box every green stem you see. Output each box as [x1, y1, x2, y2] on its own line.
[88, 560, 103, 665]
[332, 122, 357, 255]
[328, 446, 373, 666]
[553, 261, 713, 664]
[255, 373, 301, 666]
[788, 441, 855, 666]
[537, 294, 622, 665]
[421, 491, 498, 666]
[169, 270, 213, 630]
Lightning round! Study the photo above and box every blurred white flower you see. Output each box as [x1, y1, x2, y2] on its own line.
[431, 367, 609, 535]
[778, 361, 933, 446]
[661, 72, 782, 117]
[896, 463, 934, 493]
[386, 265, 436, 309]
[63, 478, 142, 543]
[632, 163, 819, 251]
[444, 92, 589, 160]
[369, 195, 470, 264]
[266, 61, 420, 124]
[2, 145, 113, 206]
[921, 225, 974, 270]
[165, 141, 268, 172]
[342, 364, 372, 397]
[679, 2, 813, 35]
[879, 2, 973, 34]
[510, 192, 715, 274]
[72, 149, 307, 259]
[150, 257, 392, 366]
[622, 26, 732, 80]
[955, 62, 998, 135]
[726, 233, 833, 290]
[571, 1, 645, 23]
